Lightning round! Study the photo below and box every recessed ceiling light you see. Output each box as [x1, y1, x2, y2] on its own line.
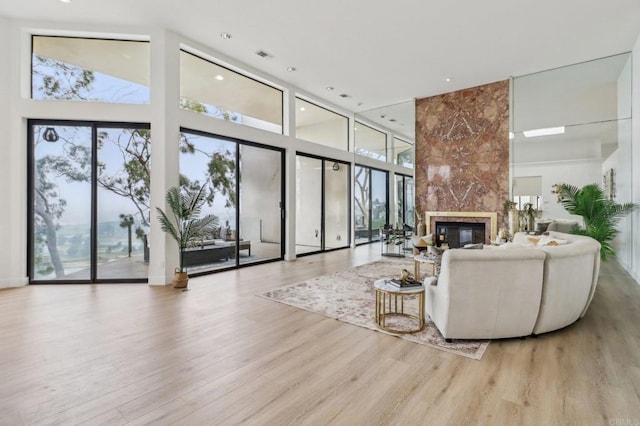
[215, 75, 224, 81]
[220, 32, 232, 40]
[59, 0, 72, 3]
[325, 86, 334, 91]
[443, 77, 452, 82]
[523, 126, 565, 138]
[287, 66, 296, 72]
[299, 107, 305, 112]
[509, 132, 514, 139]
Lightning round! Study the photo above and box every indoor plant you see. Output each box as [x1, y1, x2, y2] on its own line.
[156, 184, 219, 288]
[552, 182, 637, 260]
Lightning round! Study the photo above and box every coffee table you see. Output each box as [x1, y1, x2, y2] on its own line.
[374, 278, 425, 334]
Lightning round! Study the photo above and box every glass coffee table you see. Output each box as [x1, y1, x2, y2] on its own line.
[374, 278, 425, 334]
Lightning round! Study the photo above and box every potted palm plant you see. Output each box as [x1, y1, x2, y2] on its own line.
[552, 183, 637, 260]
[156, 184, 219, 288]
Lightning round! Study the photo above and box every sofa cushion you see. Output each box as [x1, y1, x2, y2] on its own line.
[461, 243, 483, 249]
[527, 235, 569, 246]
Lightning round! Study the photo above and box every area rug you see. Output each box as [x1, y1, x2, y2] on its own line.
[259, 258, 489, 360]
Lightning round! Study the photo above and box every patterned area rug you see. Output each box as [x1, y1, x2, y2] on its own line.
[259, 258, 489, 360]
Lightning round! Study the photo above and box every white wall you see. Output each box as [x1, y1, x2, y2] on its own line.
[631, 35, 640, 284]
[295, 156, 322, 247]
[324, 164, 349, 248]
[515, 160, 602, 222]
[0, 17, 21, 287]
[240, 145, 282, 243]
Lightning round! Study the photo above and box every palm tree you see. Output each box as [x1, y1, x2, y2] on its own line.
[552, 183, 637, 260]
[156, 184, 219, 273]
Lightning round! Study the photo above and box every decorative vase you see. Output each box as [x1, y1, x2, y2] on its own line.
[417, 219, 426, 237]
[172, 269, 189, 288]
[508, 208, 519, 238]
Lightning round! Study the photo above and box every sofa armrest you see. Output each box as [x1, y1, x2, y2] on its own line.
[423, 276, 438, 286]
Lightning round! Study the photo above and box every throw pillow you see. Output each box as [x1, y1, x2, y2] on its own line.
[536, 235, 569, 246]
[527, 236, 541, 245]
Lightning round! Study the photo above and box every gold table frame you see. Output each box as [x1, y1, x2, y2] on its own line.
[374, 279, 425, 334]
[413, 254, 436, 281]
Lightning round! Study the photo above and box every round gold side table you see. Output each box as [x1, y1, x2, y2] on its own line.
[413, 254, 436, 281]
[374, 278, 425, 334]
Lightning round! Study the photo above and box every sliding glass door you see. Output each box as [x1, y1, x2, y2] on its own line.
[395, 174, 415, 228]
[296, 154, 350, 255]
[296, 156, 322, 254]
[179, 129, 284, 273]
[29, 121, 150, 282]
[354, 165, 388, 244]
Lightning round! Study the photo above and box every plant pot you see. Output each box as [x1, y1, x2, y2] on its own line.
[172, 270, 189, 289]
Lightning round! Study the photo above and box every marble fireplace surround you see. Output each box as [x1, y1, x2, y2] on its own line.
[426, 211, 498, 245]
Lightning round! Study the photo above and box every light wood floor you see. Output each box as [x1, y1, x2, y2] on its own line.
[1, 245, 639, 425]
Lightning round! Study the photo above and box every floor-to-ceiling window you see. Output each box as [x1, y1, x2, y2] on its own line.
[354, 165, 388, 244]
[29, 121, 150, 283]
[179, 129, 284, 273]
[395, 174, 415, 228]
[296, 154, 350, 255]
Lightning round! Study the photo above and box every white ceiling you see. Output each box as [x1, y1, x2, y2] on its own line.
[2, 0, 639, 116]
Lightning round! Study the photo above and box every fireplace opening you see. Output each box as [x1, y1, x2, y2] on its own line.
[435, 221, 486, 248]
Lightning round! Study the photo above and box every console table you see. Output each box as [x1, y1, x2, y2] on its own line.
[380, 227, 412, 257]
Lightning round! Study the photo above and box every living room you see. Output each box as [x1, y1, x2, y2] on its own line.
[1, 1, 640, 424]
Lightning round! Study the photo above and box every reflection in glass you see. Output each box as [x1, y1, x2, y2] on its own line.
[32, 124, 92, 280]
[371, 169, 388, 238]
[239, 145, 283, 265]
[32, 36, 150, 104]
[354, 122, 387, 161]
[395, 174, 415, 228]
[296, 156, 350, 255]
[393, 138, 414, 168]
[296, 156, 322, 254]
[179, 132, 237, 273]
[295, 98, 349, 150]
[180, 50, 283, 133]
[179, 130, 283, 272]
[511, 53, 632, 225]
[324, 161, 350, 250]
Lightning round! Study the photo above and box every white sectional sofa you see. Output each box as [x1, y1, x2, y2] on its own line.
[424, 231, 601, 340]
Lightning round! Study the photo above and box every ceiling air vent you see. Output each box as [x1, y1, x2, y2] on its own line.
[255, 50, 273, 58]
[339, 93, 351, 98]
